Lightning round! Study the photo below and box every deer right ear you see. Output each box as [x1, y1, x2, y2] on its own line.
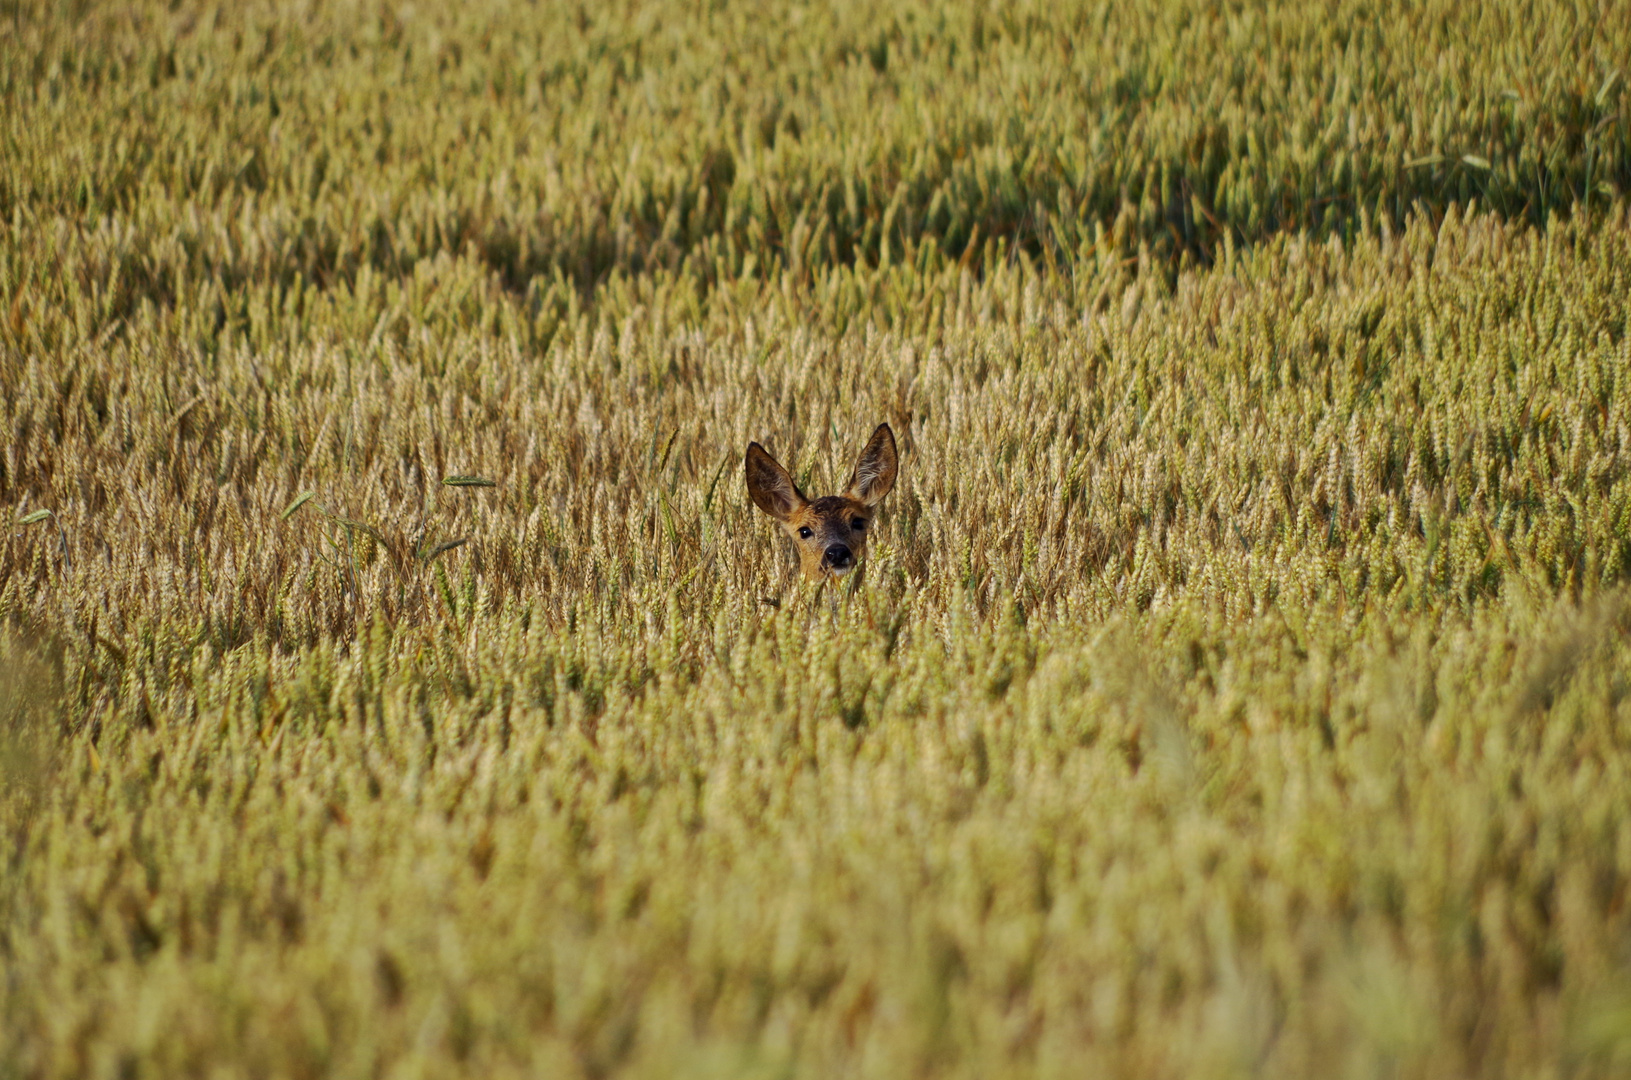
[745, 442, 806, 521]
[846, 423, 898, 507]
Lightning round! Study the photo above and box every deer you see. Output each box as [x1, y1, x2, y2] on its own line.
[745, 423, 898, 582]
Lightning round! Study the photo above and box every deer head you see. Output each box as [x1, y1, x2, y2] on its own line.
[745, 423, 899, 581]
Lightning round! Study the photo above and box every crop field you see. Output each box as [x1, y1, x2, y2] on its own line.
[4, 0, 1631, 1077]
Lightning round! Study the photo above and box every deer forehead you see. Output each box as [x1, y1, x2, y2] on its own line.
[789, 496, 869, 531]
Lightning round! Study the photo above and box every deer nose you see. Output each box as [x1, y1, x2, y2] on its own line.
[824, 543, 853, 568]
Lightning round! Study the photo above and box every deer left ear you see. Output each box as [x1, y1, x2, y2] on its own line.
[746, 442, 807, 521]
[845, 423, 898, 507]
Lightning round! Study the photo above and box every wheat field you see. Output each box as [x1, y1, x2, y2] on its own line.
[4, 1, 1631, 1077]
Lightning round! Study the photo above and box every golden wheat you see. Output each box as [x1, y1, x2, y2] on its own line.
[4, 2, 1631, 1077]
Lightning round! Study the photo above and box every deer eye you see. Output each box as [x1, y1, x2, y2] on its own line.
[852, 518, 867, 531]
[798, 527, 813, 539]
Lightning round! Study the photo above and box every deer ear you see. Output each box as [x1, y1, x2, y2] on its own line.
[846, 423, 898, 506]
[745, 442, 806, 521]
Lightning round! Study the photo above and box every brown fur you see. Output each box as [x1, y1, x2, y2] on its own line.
[745, 423, 899, 580]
